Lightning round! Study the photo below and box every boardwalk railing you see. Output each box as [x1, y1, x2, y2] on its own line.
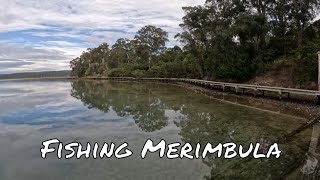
[84, 77, 320, 102]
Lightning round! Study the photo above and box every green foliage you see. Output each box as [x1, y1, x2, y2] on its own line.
[176, 0, 320, 81]
[70, 2, 320, 83]
[107, 63, 141, 77]
[107, 68, 132, 77]
[182, 55, 202, 79]
[132, 69, 147, 78]
[146, 56, 202, 78]
[216, 51, 253, 81]
[134, 25, 169, 56]
[293, 39, 320, 82]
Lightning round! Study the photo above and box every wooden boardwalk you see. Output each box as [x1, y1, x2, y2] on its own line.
[85, 77, 320, 102]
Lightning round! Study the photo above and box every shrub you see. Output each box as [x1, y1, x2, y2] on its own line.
[108, 68, 132, 77]
[293, 39, 320, 82]
[132, 69, 147, 78]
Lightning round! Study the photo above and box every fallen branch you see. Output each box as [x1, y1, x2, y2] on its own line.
[277, 112, 320, 143]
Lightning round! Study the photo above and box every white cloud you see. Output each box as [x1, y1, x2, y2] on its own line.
[0, 0, 205, 33]
[44, 41, 80, 47]
[0, 43, 68, 60]
[0, 43, 71, 74]
[0, 59, 70, 74]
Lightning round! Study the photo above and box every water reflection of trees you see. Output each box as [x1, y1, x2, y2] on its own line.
[176, 106, 312, 179]
[71, 80, 168, 132]
[70, 80, 312, 179]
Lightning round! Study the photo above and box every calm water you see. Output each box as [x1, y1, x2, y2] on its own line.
[0, 79, 318, 180]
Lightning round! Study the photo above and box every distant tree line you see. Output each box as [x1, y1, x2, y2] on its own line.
[70, 0, 320, 82]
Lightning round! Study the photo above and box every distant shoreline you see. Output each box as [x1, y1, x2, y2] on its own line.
[0, 76, 73, 81]
[0, 70, 71, 80]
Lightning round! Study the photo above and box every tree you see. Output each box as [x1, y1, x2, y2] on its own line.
[290, 0, 320, 46]
[70, 57, 86, 77]
[110, 38, 134, 64]
[134, 25, 169, 69]
[176, 5, 210, 76]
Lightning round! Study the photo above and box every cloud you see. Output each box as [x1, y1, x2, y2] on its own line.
[0, 43, 71, 74]
[0, 0, 205, 33]
[0, 43, 69, 60]
[0, 0, 205, 73]
[0, 60, 33, 69]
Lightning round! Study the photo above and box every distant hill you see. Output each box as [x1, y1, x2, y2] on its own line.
[0, 70, 71, 79]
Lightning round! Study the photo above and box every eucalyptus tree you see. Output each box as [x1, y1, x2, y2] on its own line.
[134, 25, 169, 69]
[177, 1, 255, 79]
[110, 38, 134, 65]
[290, 0, 320, 46]
[70, 57, 86, 77]
[84, 43, 110, 76]
[176, 5, 209, 77]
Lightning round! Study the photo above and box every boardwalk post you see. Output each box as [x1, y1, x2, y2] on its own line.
[254, 87, 257, 97]
[318, 51, 320, 103]
[309, 123, 320, 155]
[318, 51, 320, 91]
[278, 90, 282, 100]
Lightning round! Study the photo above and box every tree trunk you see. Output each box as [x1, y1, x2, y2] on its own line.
[258, 0, 266, 50]
[297, 29, 303, 46]
[293, 0, 303, 47]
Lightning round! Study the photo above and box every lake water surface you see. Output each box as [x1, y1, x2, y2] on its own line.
[0, 79, 318, 180]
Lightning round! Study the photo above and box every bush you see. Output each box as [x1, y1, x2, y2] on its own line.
[182, 55, 202, 78]
[293, 39, 320, 82]
[132, 69, 147, 78]
[147, 62, 165, 77]
[215, 50, 253, 81]
[107, 63, 146, 77]
[107, 68, 133, 77]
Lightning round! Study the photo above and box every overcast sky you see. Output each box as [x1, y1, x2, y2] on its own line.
[0, 1, 319, 74]
[0, 0, 205, 74]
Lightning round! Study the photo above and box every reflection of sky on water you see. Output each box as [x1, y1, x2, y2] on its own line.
[0, 101, 131, 127]
[0, 80, 72, 116]
[0, 80, 133, 128]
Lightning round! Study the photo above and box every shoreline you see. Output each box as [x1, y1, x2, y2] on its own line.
[174, 81, 318, 119]
[79, 77, 320, 118]
[0, 76, 73, 81]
